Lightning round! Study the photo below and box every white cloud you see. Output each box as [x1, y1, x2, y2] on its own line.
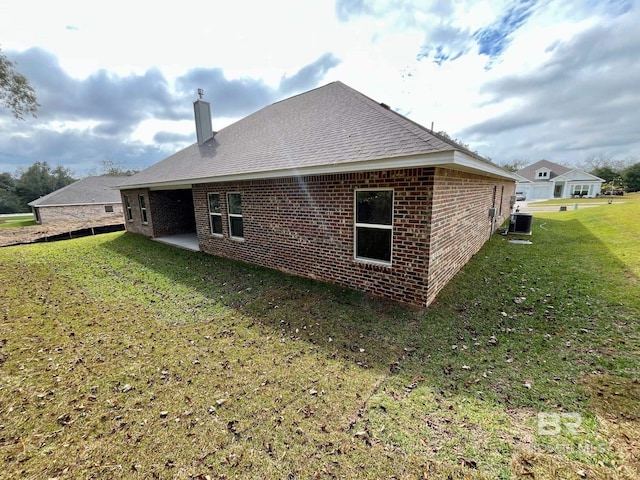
[1, 0, 639, 175]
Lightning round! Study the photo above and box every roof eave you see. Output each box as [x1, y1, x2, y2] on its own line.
[451, 151, 519, 180]
[28, 201, 122, 207]
[117, 150, 515, 191]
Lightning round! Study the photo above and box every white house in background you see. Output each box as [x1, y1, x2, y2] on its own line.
[514, 160, 604, 200]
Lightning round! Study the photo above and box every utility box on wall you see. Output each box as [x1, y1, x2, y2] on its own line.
[508, 213, 533, 235]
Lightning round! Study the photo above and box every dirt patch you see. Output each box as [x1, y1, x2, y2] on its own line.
[0, 217, 125, 247]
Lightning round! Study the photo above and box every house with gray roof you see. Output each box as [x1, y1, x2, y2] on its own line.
[29, 175, 128, 224]
[514, 159, 604, 200]
[117, 81, 516, 306]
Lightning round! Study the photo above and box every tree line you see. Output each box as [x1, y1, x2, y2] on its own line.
[0, 162, 76, 213]
[0, 160, 137, 214]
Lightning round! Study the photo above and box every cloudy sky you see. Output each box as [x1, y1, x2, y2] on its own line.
[1, 0, 638, 176]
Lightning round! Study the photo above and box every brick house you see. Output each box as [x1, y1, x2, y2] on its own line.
[29, 175, 129, 224]
[117, 82, 515, 306]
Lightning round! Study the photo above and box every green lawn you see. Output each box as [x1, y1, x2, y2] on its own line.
[0, 214, 36, 228]
[1, 195, 638, 479]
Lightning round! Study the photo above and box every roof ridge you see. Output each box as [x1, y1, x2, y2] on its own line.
[334, 82, 441, 142]
[30, 177, 81, 204]
[270, 80, 341, 107]
[334, 82, 493, 164]
[118, 81, 515, 188]
[28, 175, 130, 206]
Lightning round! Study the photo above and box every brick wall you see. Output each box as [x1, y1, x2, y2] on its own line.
[37, 203, 124, 224]
[123, 168, 515, 307]
[425, 167, 515, 305]
[193, 168, 435, 305]
[148, 189, 196, 237]
[120, 189, 154, 237]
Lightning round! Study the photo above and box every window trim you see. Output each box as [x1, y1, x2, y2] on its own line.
[353, 188, 394, 266]
[138, 194, 148, 224]
[124, 195, 133, 221]
[227, 192, 244, 240]
[104, 205, 114, 213]
[207, 193, 223, 237]
[572, 184, 591, 196]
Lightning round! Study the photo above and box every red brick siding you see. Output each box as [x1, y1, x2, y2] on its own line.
[425, 168, 515, 304]
[123, 168, 515, 307]
[120, 189, 154, 237]
[148, 189, 196, 237]
[193, 168, 435, 305]
[36, 204, 124, 224]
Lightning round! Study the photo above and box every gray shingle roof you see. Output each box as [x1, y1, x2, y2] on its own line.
[516, 160, 572, 182]
[118, 81, 507, 188]
[28, 175, 129, 207]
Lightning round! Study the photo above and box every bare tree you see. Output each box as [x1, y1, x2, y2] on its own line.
[500, 159, 529, 172]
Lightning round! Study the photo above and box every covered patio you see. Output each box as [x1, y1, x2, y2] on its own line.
[153, 233, 200, 252]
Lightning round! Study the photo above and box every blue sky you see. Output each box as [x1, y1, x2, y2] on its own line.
[1, 0, 638, 176]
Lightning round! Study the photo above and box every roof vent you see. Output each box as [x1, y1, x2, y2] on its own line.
[193, 89, 213, 145]
[380, 102, 390, 110]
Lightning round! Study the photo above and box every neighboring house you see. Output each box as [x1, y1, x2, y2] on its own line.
[117, 81, 515, 307]
[514, 160, 604, 200]
[29, 175, 129, 224]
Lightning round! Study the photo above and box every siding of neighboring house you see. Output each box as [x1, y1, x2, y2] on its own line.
[179, 167, 514, 306]
[34, 204, 124, 224]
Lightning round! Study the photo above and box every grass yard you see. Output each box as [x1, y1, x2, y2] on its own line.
[0, 214, 36, 228]
[1, 194, 638, 479]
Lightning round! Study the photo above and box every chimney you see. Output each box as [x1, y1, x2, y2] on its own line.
[193, 88, 213, 145]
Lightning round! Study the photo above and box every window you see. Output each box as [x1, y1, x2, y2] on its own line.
[208, 193, 223, 235]
[227, 193, 243, 239]
[104, 205, 114, 213]
[139, 195, 148, 224]
[354, 189, 393, 264]
[572, 184, 590, 196]
[124, 195, 133, 221]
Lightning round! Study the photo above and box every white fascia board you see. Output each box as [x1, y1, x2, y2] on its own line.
[451, 151, 518, 180]
[558, 168, 605, 182]
[149, 184, 194, 191]
[565, 169, 605, 182]
[27, 202, 121, 207]
[512, 173, 531, 182]
[117, 150, 514, 191]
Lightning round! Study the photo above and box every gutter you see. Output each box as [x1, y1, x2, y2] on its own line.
[115, 151, 516, 191]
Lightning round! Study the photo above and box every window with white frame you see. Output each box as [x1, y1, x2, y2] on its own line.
[138, 194, 148, 224]
[124, 195, 133, 221]
[208, 193, 223, 235]
[572, 184, 590, 196]
[227, 193, 243, 239]
[354, 189, 393, 263]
